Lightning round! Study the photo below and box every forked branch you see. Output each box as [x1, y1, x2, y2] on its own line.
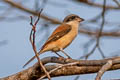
[29, 9, 51, 80]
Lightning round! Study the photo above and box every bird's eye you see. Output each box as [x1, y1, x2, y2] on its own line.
[71, 16, 76, 20]
[67, 16, 76, 22]
[63, 15, 79, 22]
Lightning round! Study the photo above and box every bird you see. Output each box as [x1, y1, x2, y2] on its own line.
[23, 14, 84, 67]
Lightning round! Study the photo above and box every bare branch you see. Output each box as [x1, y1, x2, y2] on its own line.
[75, 0, 120, 9]
[95, 60, 113, 80]
[1, 56, 120, 80]
[38, 62, 79, 80]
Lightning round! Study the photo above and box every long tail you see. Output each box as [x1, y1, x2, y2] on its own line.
[23, 52, 41, 68]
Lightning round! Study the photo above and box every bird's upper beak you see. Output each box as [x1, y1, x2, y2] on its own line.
[77, 18, 84, 22]
[81, 18, 84, 21]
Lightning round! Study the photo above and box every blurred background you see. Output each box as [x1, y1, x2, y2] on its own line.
[0, 0, 120, 80]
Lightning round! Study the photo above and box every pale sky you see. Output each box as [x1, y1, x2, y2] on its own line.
[0, 0, 120, 80]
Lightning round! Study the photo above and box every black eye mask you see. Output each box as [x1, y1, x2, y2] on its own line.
[65, 16, 76, 22]
[63, 14, 81, 23]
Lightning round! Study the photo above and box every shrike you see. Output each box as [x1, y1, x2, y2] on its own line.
[23, 14, 84, 67]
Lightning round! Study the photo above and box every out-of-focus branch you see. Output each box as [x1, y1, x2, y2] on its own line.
[3, 0, 61, 24]
[79, 28, 120, 37]
[80, 0, 107, 60]
[3, 0, 120, 38]
[0, 40, 8, 47]
[96, 0, 107, 58]
[75, 0, 120, 9]
[113, 0, 120, 7]
[1, 56, 120, 80]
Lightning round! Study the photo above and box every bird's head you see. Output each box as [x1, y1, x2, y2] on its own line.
[63, 14, 84, 23]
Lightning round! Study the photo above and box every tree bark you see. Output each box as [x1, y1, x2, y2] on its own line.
[1, 56, 120, 80]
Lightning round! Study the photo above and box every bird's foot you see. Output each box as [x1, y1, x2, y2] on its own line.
[67, 56, 72, 59]
[58, 56, 65, 60]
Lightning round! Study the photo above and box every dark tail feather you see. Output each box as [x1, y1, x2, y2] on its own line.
[23, 52, 41, 68]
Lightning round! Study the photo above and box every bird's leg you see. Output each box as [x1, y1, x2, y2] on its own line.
[60, 48, 72, 59]
[54, 52, 64, 58]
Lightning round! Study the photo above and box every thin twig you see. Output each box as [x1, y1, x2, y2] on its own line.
[74, 76, 80, 80]
[97, 46, 105, 58]
[29, 9, 51, 80]
[96, 0, 106, 58]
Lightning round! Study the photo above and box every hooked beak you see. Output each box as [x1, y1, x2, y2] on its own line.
[77, 18, 84, 22]
[80, 18, 84, 22]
